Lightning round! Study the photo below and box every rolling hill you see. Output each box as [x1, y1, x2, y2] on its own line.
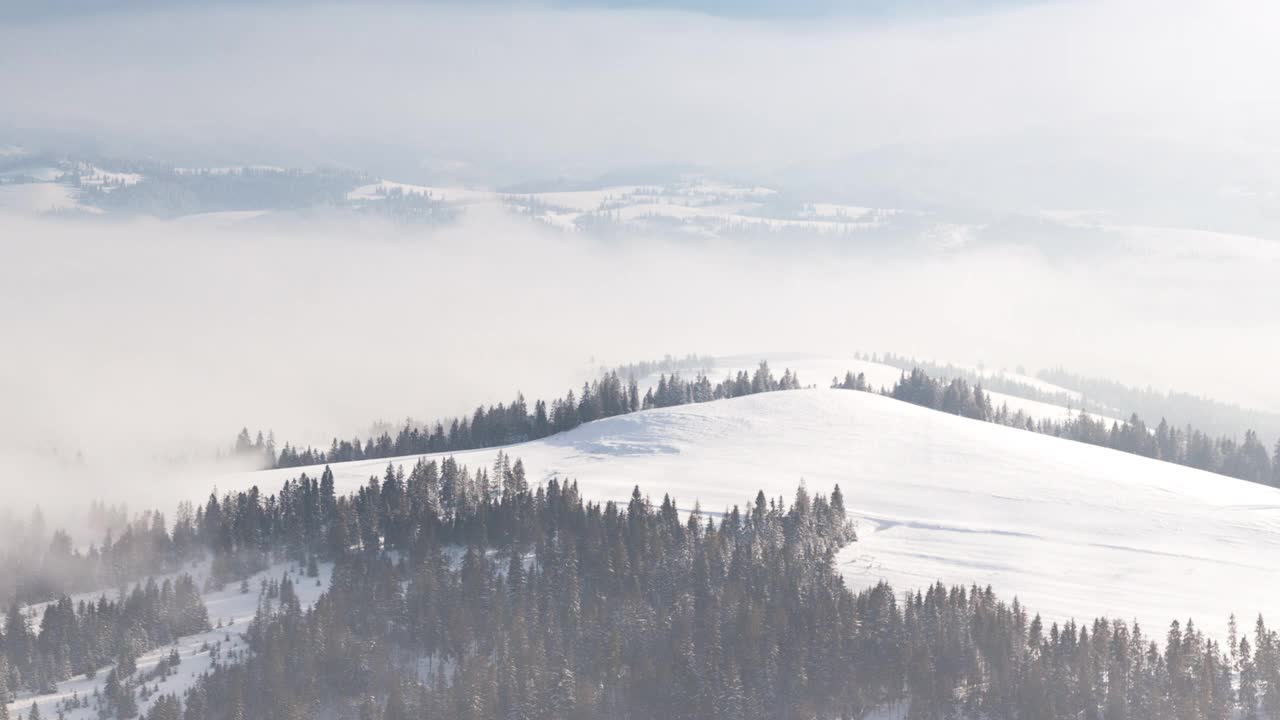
[231, 387, 1280, 640]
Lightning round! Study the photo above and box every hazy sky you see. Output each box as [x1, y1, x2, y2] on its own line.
[3, 0, 1279, 210]
[0, 0, 1037, 21]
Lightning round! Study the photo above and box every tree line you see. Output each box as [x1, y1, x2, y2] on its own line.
[1037, 367, 1280, 441]
[1, 574, 208, 706]
[836, 367, 1280, 487]
[257, 361, 800, 470]
[1, 507, 206, 611]
[865, 352, 1101, 415]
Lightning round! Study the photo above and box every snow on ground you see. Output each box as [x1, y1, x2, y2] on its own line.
[229, 389, 1280, 641]
[1106, 224, 1280, 263]
[526, 186, 656, 212]
[171, 210, 272, 228]
[0, 182, 83, 214]
[978, 369, 1083, 402]
[344, 179, 897, 235]
[73, 165, 143, 190]
[173, 166, 285, 175]
[983, 390, 1105, 423]
[0, 166, 62, 182]
[804, 203, 882, 220]
[347, 181, 497, 205]
[7, 561, 333, 720]
[611, 203, 887, 234]
[702, 354, 1117, 426]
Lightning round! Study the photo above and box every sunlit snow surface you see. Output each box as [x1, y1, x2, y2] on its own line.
[234, 388, 1279, 641]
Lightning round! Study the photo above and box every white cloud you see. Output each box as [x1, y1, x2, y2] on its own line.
[2, 0, 1279, 179]
[2, 206, 1276, 490]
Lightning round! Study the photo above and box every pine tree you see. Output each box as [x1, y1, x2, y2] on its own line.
[144, 695, 180, 720]
[384, 683, 410, 720]
[183, 686, 208, 720]
[1240, 638, 1259, 720]
[0, 657, 9, 720]
[550, 660, 575, 720]
[716, 662, 745, 720]
[509, 459, 528, 496]
[233, 428, 252, 455]
[1273, 438, 1280, 487]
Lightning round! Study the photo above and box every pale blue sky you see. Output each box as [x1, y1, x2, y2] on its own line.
[1, 0, 1035, 22]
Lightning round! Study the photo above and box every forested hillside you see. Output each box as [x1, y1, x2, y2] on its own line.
[249, 361, 802, 469]
[5, 453, 1280, 720]
[834, 367, 1280, 487]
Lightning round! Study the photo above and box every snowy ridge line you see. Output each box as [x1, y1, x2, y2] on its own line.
[222, 387, 1280, 643]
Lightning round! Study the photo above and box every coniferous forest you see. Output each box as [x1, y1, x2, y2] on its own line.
[249, 362, 803, 470]
[4, 452, 1280, 720]
[834, 368, 1280, 488]
[2, 576, 208, 702]
[239, 358, 1277, 491]
[3, 364, 1277, 720]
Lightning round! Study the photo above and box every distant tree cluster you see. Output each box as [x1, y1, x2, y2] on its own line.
[230, 429, 276, 469]
[266, 362, 800, 469]
[836, 367, 1280, 487]
[0, 507, 201, 610]
[355, 186, 458, 223]
[831, 371, 869, 391]
[868, 352, 1098, 414]
[607, 354, 715, 382]
[80, 168, 363, 218]
[885, 369, 996, 421]
[642, 363, 801, 409]
[1, 574, 208, 697]
[1035, 416, 1277, 485]
[1038, 367, 1280, 440]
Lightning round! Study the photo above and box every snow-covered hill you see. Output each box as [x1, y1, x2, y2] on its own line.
[233, 388, 1280, 640]
[11, 386, 1277, 719]
[688, 354, 1118, 425]
[345, 178, 902, 237]
[7, 561, 333, 720]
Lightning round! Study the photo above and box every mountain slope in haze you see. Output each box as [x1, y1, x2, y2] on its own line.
[234, 388, 1280, 640]
[6, 560, 336, 720]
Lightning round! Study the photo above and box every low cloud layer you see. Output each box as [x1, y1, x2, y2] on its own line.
[2, 206, 1278, 519]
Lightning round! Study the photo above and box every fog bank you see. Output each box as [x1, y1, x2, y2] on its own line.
[2, 207, 1278, 516]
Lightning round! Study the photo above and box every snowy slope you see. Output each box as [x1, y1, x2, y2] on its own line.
[232, 389, 1280, 640]
[344, 180, 900, 236]
[0, 183, 85, 214]
[700, 354, 1118, 425]
[6, 561, 333, 720]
